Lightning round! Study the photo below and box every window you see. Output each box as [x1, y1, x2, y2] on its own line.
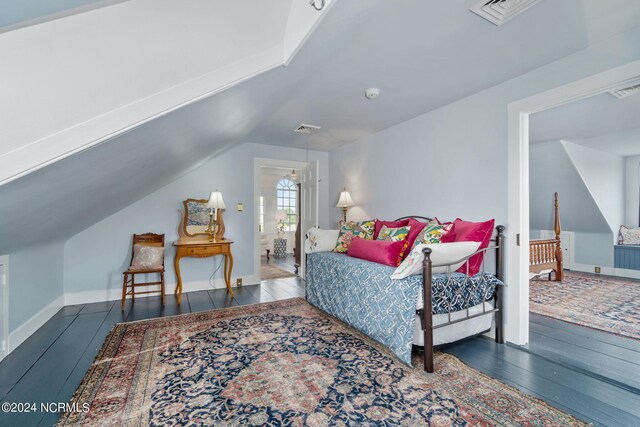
[276, 179, 297, 231]
[259, 196, 264, 232]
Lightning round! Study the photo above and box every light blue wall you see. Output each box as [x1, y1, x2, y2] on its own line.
[530, 141, 611, 233]
[529, 141, 615, 266]
[63, 143, 329, 301]
[329, 26, 640, 267]
[8, 241, 65, 333]
[574, 232, 615, 267]
[562, 140, 625, 236]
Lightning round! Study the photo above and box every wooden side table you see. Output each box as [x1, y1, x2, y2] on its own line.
[173, 239, 234, 304]
[274, 238, 287, 258]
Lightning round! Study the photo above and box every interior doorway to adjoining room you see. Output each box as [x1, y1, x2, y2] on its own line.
[507, 59, 640, 346]
[253, 158, 318, 283]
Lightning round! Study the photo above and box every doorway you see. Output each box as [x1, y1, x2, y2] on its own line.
[507, 59, 640, 345]
[253, 158, 318, 283]
[259, 166, 302, 280]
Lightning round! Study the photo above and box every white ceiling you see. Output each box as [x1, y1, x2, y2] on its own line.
[530, 92, 640, 156]
[1, 0, 640, 252]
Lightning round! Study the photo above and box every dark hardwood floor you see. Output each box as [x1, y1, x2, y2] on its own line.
[443, 315, 640, 426]
[1, 277, 638, 426]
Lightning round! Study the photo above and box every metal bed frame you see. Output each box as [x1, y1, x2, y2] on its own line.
[395, 216, 505, 372]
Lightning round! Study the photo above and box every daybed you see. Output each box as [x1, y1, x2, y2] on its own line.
[305, 217, 505, 373]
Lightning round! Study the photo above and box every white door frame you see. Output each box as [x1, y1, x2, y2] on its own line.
[0, 255, 8, 361]
[506, 59, 640, 345]
[254, 158, 309, 281]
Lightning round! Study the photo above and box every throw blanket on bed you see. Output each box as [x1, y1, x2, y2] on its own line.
[306, 252, 500, 365]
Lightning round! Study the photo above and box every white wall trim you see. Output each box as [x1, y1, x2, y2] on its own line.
[64, 275, 260, 306]
[8, 295, 64, 353]
[507, 59, 640, 345]
[571, 263, 640, 280]
[0, 255, 8, 362]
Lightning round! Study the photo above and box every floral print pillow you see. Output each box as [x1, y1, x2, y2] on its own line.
[377, 225, 411, 242]
[333, 220, 376, 253]
[411, 223, 454, 250]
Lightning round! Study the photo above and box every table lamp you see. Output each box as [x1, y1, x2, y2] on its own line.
[275, 209, 287, 238]
[336, 188, 355, 222]
[206, 191, 226, 242]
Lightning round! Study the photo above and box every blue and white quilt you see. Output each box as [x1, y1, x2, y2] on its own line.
[305, 252, 501, 365]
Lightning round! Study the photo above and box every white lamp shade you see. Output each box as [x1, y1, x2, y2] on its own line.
[207, 191, 227, 210]
[275, 209, 288, 221]
[336, 190, 355, 208]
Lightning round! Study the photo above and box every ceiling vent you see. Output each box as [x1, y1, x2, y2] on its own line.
[470, 0, 543, 26]
[294, 124, 321, 134]
[609, 83, 640, 99]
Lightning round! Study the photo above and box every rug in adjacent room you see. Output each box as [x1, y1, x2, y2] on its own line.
[530, 271, 640, 340]
[59, 298, 586, 426]
[261, 263, 296, 280]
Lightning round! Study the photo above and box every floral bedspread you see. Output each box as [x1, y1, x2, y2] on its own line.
[305, 252, 500, 364]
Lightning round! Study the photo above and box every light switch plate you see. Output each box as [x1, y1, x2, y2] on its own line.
[237, 203, 244, 212]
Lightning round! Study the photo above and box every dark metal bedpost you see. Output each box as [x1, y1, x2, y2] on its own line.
[422, 247, 434, 373]
[495, 225, 505, 344]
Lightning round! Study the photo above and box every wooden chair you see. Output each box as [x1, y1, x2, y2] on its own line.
[122, 233, 165, 311]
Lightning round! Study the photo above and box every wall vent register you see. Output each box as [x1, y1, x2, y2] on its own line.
[294, 124, 321, 134]
[470, 0, 543, 26]
[609, 82, 640, 99]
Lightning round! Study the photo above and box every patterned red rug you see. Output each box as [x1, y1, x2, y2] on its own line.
[59, 298, 585, 426]
[530, 271, 640, 340]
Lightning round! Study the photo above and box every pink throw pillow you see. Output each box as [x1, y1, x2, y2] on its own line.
[374, 219, 409, 239]
[443, 218, 495, 275]
[347, 237, 409, 267]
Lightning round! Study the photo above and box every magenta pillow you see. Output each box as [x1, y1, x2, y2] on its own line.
[347, 237, 409, 267]
[374, 219, 409, 239]
[443, 218, 495, 275]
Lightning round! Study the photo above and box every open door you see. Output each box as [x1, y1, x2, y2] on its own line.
[300, 160, 319, 279]
[0, 255, 8, 362]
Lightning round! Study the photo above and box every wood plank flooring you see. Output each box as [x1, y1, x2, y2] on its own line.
[1, 277, 638, 426]
[443, 315, 640, 427]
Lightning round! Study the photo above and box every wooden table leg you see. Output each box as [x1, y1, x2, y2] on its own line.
[174, 254, 183, 305]
[224, 254, 234, 297]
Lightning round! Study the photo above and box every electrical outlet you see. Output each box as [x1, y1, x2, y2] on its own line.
[595, 266, 601, 274]
[236, 278, 243, 287]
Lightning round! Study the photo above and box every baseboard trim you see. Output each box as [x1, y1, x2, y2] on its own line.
[63, 275, 261, 306]
[571, 263, 640, 280]
[9, 294, 65, 353]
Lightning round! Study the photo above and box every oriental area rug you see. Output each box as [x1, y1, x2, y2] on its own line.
[530, 271, 640, 340]
[59, 298, 585, 426]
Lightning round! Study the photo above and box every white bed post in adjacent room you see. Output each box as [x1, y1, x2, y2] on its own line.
[506, 59, 640, 346]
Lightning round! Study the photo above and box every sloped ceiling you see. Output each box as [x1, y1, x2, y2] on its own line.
[2, 0, 640, 253]
[0, 0, 330, 184]
[531, 92, 640, 156]
[530, 142, 611, 233]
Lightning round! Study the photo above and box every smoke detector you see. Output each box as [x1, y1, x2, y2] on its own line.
[294, 123, 321, 134]
[365, 88, 380, 100]
[609, 82, 640, 99]
[470, 0, 543, 26]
